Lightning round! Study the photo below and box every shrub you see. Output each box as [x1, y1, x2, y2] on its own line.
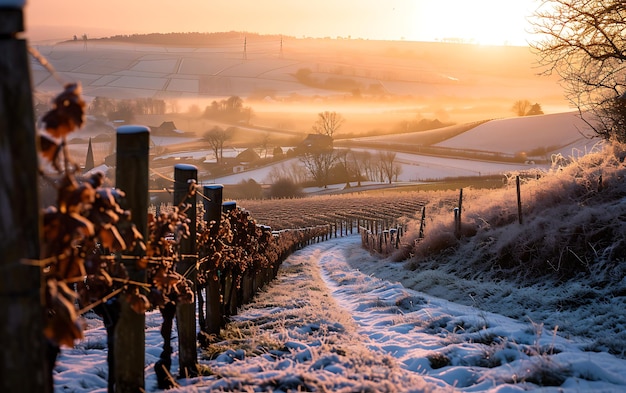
[268, 178, 303, 199]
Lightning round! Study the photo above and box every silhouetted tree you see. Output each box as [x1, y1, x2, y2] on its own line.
[202, 96, 253, 124]
[108, 100, 135, 123]
[258, 133, 271, 158]
[335, 149, 353, 187]
[266, 161, 308, 184]
[89, 96, 115, 118]
[511, 100, 533, 116]
[349, 150, 369, 187]
[312, 111, 344, 138]
[526, 103, 544, 116]
[531, 0, 626, 142]
[377, 151, 401, 184]
[203, 126, 231, 163]
[300, 151, 337, 188]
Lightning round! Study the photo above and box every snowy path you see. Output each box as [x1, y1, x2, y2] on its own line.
[316, 235, 626, 392]
[54, 235, 626, 392]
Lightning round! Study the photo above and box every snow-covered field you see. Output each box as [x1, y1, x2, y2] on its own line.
[207, 153, 551, 186]
[32, 40, 599, 190]
[205, 111, 602, 186]
[434, 112, 599, 157]
[54, 236, 626, 392]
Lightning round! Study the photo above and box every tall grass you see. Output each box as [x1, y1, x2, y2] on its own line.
[402, 142, 626, 283]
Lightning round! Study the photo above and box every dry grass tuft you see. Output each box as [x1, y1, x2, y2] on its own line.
[402, 141, 626, 285]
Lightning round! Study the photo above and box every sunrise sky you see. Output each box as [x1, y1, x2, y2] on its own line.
[25, 0, 539, 46]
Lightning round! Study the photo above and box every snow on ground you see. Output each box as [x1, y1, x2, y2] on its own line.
[392, 151, 547, 181]
[434, 112, 597, 156]
[54, 236, 626, 392]
[205, 113, 604, 186]
[30, 41, 331, 99]
[207, 152, 548, 187]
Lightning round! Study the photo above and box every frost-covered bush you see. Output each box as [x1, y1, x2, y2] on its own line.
[403, 142, 626, 285]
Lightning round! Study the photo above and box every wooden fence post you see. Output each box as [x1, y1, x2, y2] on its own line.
[516, 175, 523, 224]
[0, 4, 50, 392]
[203, 184, 223, 233]
[202, 184, 223, 336]
[115, 125, 150, 392]
[173, 164, 198, 377]
[418, 206, 426, 239]
[458, 188, 463, 235]
[222, 200, 236, 213]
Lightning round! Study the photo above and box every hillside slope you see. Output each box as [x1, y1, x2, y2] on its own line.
[435, 112, 599, 156]
[387, 143, 626, 356]
[344, 112, 602, 161]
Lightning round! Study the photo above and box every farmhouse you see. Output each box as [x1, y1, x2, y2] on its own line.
[296, 134, 333, 153]
[150, 121, 184, 136]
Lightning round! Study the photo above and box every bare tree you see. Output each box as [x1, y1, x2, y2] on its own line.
[89, 96, 115, 117]
[300, 151, 337, 188]
[511, 100, 532, 116]
[349, 150, 366, 187]
[225, 95, 243, 112]
[335, 149, 353, 188]
[312, 111, 344, 138]
[530, 0, 626, 141]
[258, 133, 271, 158]
[266, 161, 308, 184]
[377, 151, 401, 184]
[203, 126, 231, 163]
[168, 99, 180, 114]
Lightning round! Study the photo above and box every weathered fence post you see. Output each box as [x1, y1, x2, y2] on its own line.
[202, 184, 223, 336]
[115, 125, 150, 392]
[418, 206, 426, 239]
[516, 175, 523, 224]
[458, 188, 463, 235]
[203, 184, 223, 230]
[0, 3, 49, 392]
[223, 200, 236, 213]
[174, 164, 198, 377]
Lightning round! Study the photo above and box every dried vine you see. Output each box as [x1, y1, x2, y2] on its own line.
[38, 83, 193, 352]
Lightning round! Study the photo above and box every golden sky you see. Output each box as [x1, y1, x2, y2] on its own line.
[25, 0, 538, 46]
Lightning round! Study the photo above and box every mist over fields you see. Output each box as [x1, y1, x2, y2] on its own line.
[32, 33, 596, 194]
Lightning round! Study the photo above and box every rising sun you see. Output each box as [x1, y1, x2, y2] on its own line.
[412, 0, 535, 46]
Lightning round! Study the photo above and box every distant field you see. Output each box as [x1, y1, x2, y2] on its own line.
[36, 34, 602, 196]
[31, 36, 569, 127]
[341, 111, 601, 161]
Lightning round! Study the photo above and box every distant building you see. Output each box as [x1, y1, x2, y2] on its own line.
[236, 148, 261, 164]
[296, 134, 333, 154]
[229, 148, 261, 173]
[150, 121, 184, 136]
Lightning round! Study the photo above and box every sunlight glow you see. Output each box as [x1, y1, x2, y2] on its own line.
[26, 0, 539, 46]
[411, 0, 537, 45]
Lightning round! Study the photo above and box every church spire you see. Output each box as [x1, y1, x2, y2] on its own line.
[84, 137, 95, 172]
